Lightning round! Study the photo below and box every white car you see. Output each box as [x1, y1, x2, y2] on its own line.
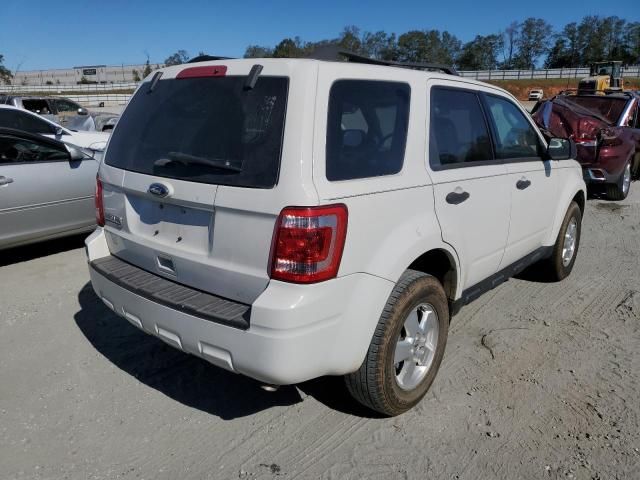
[0, 105, 109, 152]
[86, 57, 586, 416]
[528, 89, 544, 101]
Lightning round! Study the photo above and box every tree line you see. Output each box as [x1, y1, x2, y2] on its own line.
[1, 15, 638, 86]
[243, 16, 640, 70]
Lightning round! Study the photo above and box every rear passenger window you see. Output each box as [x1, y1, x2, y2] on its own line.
[429, 88, 493, 168]
[484, 95, 541, 159]
[326, 80, 410, 181]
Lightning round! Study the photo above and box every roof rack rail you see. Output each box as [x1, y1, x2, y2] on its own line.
[305, 45, 459, 76]
[187, 55, 235, 63]
[341, 50, 459, 76]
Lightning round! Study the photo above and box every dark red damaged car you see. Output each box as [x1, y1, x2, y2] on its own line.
[532, 91, 640, 200]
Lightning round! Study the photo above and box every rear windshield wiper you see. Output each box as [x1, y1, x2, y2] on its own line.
[154, 152, 242, 172]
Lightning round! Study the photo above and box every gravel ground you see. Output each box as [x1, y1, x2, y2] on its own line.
[1, 187, 639, 480]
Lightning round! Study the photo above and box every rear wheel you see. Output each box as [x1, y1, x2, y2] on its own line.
[345, 270, 449, 416]
[545, 201, 582, 281]
[606, 160, 632, 201]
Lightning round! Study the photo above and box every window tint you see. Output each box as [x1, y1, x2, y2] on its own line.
[55, 100, 81, 112]
[0, 109, 56, 134]
[429, 88, 493, 167]
[22, 99, 52, 115]
[326, 80, 410, 181]
[0, 135, 69, 164]
[105, 76, 288, 189]
[484, 95, 541, 159]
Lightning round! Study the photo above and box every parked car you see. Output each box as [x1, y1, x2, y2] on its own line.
[0, 128, 98, 250]
[86, 57, 586, 416]
[0, 105, 109, 153]
[528, 89, 544, 101]
[532, 91, 640, 200]
[0, 95, 118, 131]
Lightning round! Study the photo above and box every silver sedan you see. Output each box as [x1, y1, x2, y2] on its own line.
[0, 128, 97, 250]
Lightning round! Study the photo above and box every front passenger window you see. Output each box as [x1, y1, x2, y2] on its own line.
[0, 135, 69, 164]
[484, 95, 541, 159]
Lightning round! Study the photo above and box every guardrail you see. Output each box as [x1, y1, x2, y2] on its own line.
[0, 82, 139, 93]
[459, 66, 640, 80]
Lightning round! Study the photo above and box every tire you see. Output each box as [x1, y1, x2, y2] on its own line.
[345, 270, 449, 416]
[545, 201, 582, 281]
[606, 159, 632, 201]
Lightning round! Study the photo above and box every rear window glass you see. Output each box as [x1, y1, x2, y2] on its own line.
[563, 96, 628, 124]
[105, 75, 289, 188]
[326, 80, 410, 181]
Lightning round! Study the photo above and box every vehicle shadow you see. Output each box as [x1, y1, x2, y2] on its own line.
[0, 233, 87, 267]
[74, 282, 303, 420]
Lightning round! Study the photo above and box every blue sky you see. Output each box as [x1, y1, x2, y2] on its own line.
[1, 0, 637, 71]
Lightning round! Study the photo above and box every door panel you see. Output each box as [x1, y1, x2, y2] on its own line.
[481, 92, 560, 266]
[502, 160, 559, 265]
[428, 84, 511, 291]
[0, 160, 96, 248]
[0, 131, 97, 248]
[432, 165, 511, 290]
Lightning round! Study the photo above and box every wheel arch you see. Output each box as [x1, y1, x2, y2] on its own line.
[406, 248, 459, 301]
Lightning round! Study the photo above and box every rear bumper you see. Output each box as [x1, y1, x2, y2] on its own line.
[85, 228, 394, 385]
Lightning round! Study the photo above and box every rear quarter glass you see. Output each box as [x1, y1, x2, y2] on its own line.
[104, 76, 289, 189]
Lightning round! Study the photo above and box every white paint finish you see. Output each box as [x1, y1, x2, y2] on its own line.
[86, 58, 587, 388]
[501, 160, 560, 266]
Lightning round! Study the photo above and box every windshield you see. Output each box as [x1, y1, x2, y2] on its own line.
[104, 75, 289, 188]
[562, 96, 628, 125]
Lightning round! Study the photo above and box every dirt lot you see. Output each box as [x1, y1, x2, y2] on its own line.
[1, 187, 639, 480]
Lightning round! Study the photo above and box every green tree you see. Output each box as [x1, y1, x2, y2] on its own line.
[361, 31, 397, 60]
[500, 21, 519, 69]
[132, 69, 141, 82]
[164, 50, 190, 66]
[338, 25, 362, 53]
[457, 34, 504, 70]
[272, 37, 305, 58]
[0, 54, 12, 85]
[244, 45, 274, 58]
[512, 18, 552, 69]
[397, 30, 460, 64]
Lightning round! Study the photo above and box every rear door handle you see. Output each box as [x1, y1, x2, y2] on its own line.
[445, 190, 470, 205]
[516, 178, 531, 190]
[0, 176, 14, 186]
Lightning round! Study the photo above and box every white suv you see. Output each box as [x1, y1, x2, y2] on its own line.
[86, 58, 586, 416]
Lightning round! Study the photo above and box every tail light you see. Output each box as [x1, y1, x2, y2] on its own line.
[599, 128, 623, 147]
[95, 175, 105, 227]
[575, 118, 600, 147]
[270, 204, 348, 284]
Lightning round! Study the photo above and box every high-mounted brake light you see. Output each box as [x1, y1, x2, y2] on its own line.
[270, 204, 348, 284]
[95, 175, 104, 227]
[176, 65, 227, 79]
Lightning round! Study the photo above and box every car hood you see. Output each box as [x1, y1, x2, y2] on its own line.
[66, 130, 110, 151]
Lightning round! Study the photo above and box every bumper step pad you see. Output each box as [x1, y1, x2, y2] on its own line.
[91, 256, 251, 330]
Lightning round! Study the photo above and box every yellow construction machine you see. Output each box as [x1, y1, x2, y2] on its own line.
[577, 61, 624, 94]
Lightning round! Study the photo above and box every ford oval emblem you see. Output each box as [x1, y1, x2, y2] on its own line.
[148, 183, 169, 197]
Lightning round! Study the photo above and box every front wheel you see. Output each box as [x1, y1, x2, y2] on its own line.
[345, 270, 449, 416]
[545, 201, 582, 281]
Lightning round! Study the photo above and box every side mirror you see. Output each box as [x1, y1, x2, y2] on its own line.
[77, 107, 89, 116]
[547, 137, 576, 160]
[66, 144, 93, 161]
[55, 126, 64, 138]
[343, 129, 365, 148]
